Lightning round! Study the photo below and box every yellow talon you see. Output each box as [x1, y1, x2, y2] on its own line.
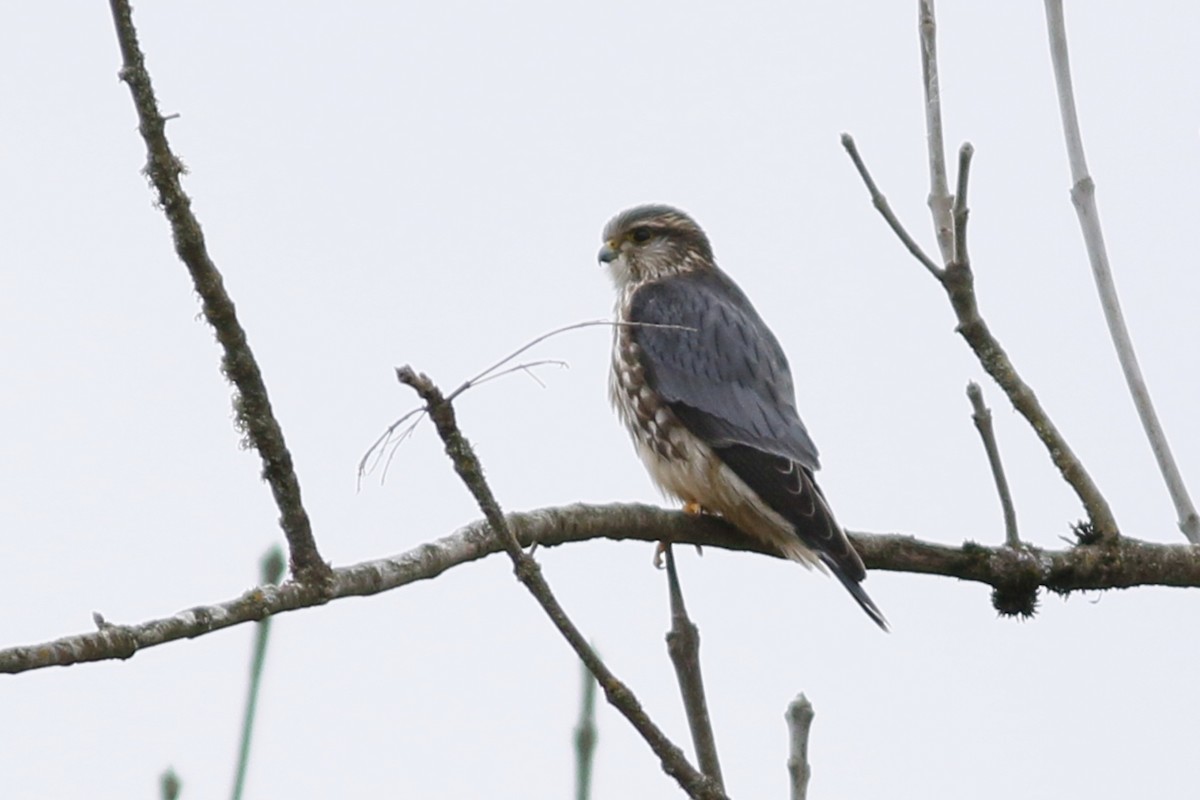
[683, 501, 704, 516]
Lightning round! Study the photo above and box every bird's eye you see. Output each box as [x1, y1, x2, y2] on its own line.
[630, 227, 653, 244]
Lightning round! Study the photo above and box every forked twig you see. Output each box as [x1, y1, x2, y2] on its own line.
[840, 0, 1119, 542]
[359, 321, 691, 486]
[395, 368, 725, 800]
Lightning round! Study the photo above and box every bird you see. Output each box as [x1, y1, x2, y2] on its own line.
[598, 204, 887, 630]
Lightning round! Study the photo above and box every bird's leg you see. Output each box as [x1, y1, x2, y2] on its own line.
[653, 502, 707, 566]
[681, 502, 706, 558]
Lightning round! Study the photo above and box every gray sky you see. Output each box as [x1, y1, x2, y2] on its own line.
[4, 2, 1200, 797]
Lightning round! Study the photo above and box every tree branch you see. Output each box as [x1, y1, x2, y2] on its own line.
[664, 545, 723, 789]
[6, 503, 1200, 675]
[785, 694, 814, 800]
[842, 11, 1120, 542]
[967, 382, 1020, 547]
[394, 367, 726, 800]
[919, 0, 954, 263]
[106, 0, 329, 583]
[1043, 0, 1200, 543]
[840, 133, 943, 279]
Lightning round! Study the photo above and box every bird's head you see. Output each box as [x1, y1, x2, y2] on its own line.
[598, 204, 714, 288]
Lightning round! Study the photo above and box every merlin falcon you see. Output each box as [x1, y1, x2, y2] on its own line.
[599, 204, 887, 630]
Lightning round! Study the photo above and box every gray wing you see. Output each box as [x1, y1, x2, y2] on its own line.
[628, 269, 819, 469]
[630, 270, 888, 630]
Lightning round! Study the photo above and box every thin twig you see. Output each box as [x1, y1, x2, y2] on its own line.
[106, 0, 329, 583]
[663, 545, 723, 789]
[445, 320, 610, 403]
[951, 143, 974, 267]
[359, 321, 690, 485]
[358, 360, 566, 488]
[919, 0, 954, 263]
[1043, 0, 1200, 543]
[573, 658, 598, 800]
[967, 382, 1020, 547]
[840, 134, 943, 279]
[394, 368, 726, 800]
[6, 503, 1200, 675]
[230, 546, 285, 800]
[785, 694, 814, 800]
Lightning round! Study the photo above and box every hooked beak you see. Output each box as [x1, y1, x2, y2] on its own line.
[597, 241, 618, 264]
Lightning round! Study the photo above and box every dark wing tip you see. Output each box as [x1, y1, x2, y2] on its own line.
[820, 552, 890, 632]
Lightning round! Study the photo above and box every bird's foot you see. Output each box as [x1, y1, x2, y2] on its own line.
[682, 501, 704, 516]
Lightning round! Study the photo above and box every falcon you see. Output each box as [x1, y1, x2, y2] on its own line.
[599, 204, 887, 630]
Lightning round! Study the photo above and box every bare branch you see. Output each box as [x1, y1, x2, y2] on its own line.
[573, 658, 598, 800]
[845, 22, 1119, 543]
[1043, 0, 1200, 543]
[6, 503, 1200, 675]
[967, 382, 1020, 547]
[785, 694, 814, 800]
[951, 142, 974, 267]
[394, 368, 726, 800]
[106, 0, 329, 583]
[840, 133, 943, 279]
[919, 0, 954, 262]
[664, 545, 723, 789]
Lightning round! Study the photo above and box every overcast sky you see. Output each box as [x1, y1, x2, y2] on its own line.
[4, 2, 1200, 798]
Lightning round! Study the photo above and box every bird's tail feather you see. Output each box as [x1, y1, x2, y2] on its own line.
[819, 552, 889, 632]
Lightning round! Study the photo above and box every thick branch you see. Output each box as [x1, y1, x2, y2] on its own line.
[106, 0, 328, 583]
[664, 545, 723, 789]
[5, 503, 1200, 676]
[394, 368, 725, 800]
[1043, 0, 1200, 543]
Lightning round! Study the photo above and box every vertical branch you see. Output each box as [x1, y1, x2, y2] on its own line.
[967, 383, 1020, 547]
[919, 0, 954, 262]
[785, 694, 815, 800]
[663, 545, 724, 789]
[106, 0, 330, 582]
[573, 659, 598, 800]
[231, 546, 285, 800]
[1043, 0, 1200, 543]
